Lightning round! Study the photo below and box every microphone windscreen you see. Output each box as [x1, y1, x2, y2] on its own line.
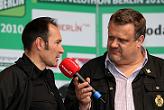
[59, 58, 80, 78]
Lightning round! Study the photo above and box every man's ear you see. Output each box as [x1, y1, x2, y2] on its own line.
[35, 37, 45, 50]
[136, 35, 145, 48]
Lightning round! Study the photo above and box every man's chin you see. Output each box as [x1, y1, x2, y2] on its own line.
[49, 62, 57, 68]
[110, 56, 121, 62]
[54, 64, 58, 67]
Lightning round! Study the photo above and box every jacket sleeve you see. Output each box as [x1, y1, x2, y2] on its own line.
[64, 79, 80, 110]
[64, 55, 108, 110]
[64, 62, 92, 110]
[0, 67, 18, 110]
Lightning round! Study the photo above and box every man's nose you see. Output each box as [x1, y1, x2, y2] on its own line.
[60, 46, 64, 54]
[110, 39, 119, 48]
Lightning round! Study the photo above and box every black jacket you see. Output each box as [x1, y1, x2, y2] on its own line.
[64, 52, 164, 110]
[0, 54, 65, 110]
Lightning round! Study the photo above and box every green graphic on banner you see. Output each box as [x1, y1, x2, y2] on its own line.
[0, 0, 25, 16]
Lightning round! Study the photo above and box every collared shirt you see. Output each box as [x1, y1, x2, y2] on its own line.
[105, 49, 148, 110]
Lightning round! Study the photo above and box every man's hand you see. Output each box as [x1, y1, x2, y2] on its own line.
[74, 77, 92, 110]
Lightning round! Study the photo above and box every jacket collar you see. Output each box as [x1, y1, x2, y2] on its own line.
[15, 54, 44, 79]
[100, 51, 157, 79]
[141, 52, 157, 78]
[90, 52, 115, 81]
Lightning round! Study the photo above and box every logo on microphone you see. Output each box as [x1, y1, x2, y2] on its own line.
[59, 58, 80, 78]
[60, 65, 73, 76]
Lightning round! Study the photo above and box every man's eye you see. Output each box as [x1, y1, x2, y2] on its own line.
[108, 36, 114, 40]
[119, 39, 128, 44]
[55, 42, 59, 44]
[55, 41, 61, 45]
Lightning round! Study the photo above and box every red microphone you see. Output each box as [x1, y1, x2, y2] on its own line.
[59, 58, 105, 103]
[59, 58, 80, 78]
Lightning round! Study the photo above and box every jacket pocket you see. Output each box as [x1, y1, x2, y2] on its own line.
[144, 81, 164, 110]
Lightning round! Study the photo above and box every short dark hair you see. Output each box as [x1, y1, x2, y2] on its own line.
[22, 17, 58, 50]
[108, 8, 146, 39]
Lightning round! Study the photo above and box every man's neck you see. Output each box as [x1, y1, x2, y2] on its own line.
[116, 52, 145, 77]
[25, 51, 46, 71]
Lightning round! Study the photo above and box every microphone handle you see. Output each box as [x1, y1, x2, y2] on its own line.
[75, 73, 106, 103]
